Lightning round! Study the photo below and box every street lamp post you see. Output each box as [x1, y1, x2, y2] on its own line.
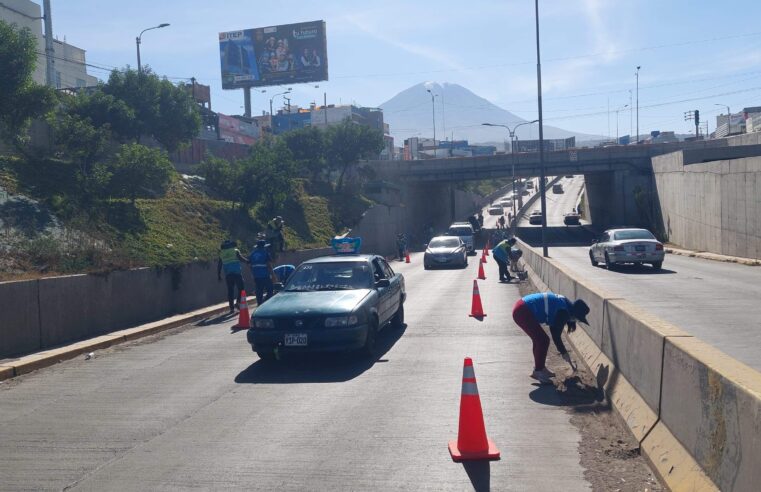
[715, 104, 731, 135]
[535, 0, 548, 257]
[269, 89, 292, 117]
[426, 89, 437, 155]
[635, 66, 641, 143]
[482, 120, 539, 220]
[615, 104, 629, 142]
[136, 23, 170, 75]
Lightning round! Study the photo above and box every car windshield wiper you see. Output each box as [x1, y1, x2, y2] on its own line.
[313, 286, 355, 291]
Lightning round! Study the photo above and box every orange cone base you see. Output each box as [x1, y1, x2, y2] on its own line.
[468, 313, 487, 318]
[448, 438, 501, 462]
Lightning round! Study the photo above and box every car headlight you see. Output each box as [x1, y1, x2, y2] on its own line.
[325, 315, 359, 327]
[254, 318, 274, 329]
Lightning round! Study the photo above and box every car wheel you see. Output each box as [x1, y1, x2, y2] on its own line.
[363, 318, 379, 357]
[604, 253, 615, 270]
[256, 350, 276, 362]
[589, 250, 598, 266]
[391, 302, 405, 330]
[652, 261, 663, 270]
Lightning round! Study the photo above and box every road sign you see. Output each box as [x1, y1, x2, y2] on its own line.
[569, 150, 578, 162]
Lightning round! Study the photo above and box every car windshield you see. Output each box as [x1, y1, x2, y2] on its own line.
[613, 230, 655, 241]
[448, 227, 473, 236]
[284, 261, 372, 291]
[429, 238, 460, 248]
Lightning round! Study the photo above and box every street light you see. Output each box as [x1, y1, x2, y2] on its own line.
[482, 120, 539, 219]
[426, 88, 437, 155]
[715, 103, 731, 135]
[269, 88, 292, 117]
[615, 104, 629, 142]
[534, 0, 548, 257]
[136, 23, 170, 75]
[635, 66, 641, 143]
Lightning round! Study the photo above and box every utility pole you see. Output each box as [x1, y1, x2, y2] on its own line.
[42, 0, 55, 88]
[684, 110, 700, 140]
[629, 90, 633, 140]
[243, 88, 251, 118]
[535, 0, 548, 257]
[635, 66, 641, 144]
[426, 89, 437, 155]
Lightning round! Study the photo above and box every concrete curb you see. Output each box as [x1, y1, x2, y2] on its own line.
[665, 246, 761, 266]
[0, 299, 249, 382]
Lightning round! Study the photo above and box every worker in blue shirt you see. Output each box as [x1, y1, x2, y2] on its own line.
[249, 238, 275, 305]
[512, 291, 590, 383]
[217, 239, 249, 313]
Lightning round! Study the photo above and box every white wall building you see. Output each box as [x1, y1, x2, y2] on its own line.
[1, 0, 98, 89]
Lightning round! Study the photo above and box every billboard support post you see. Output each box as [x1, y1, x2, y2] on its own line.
[243, 87, 252, 118]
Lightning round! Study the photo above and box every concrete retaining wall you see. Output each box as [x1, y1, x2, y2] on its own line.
[518, 238, 761, 490]
[0, 247, 332, 359]
[653, 152, 761, 259]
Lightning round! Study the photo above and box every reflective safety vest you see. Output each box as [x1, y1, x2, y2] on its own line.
[492, 240, 510, 261]
[249, 248, 271, 279]
[522, 292, 573, 325]
[219, 247, 242, 275]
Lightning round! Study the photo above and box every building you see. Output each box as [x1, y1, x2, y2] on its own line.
[514, 137, 576, 153]
[272, 109, 312, 134]
[714, 113, 745, 138]
[646, 131, 678, 144]
[0, 0, 98, 89]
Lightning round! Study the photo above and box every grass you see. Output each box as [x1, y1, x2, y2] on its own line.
[0, 156, 374, 280]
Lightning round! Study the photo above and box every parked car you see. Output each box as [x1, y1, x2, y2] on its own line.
[528, 210, 543, 225]
[424, 236, 468, 269]
[563, 212, 581, 225]
[488, 205, 503, 216]
[446, 223, 476, 254]
[248, 254, 406, 360]
[552, 183, 564, 194]
[499, 199, 513, 209]
[589, 228, 664, 270]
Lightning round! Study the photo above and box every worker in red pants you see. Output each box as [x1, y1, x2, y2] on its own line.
[512, 292, 590, 383]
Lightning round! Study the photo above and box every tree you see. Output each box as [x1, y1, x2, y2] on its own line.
[325, 119, 383, 193]
[50, 112, 111, 178]
[198, 154, 244, 209]
[106, 143, 174, 204]
[102, 68, 200, 152]
[0, 20, 55, 149]
[281, 126, 327, 180]
[240, 140, 296, 215]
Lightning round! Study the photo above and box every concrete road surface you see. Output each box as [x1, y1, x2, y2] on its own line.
[517, 176, 585, 227]
[517, 176, 761, 372]
[0, 256, 599, 491]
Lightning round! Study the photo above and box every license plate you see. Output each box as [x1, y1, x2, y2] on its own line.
[436, 257, 448, 263]
[635, 245, 646, 252]
[284, 333, 307, 346]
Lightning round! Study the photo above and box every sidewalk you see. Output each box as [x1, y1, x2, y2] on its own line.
[665, 244, 761, 266]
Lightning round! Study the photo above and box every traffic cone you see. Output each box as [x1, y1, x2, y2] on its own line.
[480, 251, 487, 264]
[234, 290, 251, 329]
[449, 357, 500, 462]
[477, 261, 486, 280]
[405, 250, 411, 263]
[484, 245, 489, 257]
[468, 280, 486, 318]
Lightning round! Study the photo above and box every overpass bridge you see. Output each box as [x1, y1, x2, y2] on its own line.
[367, 139, 761, 230]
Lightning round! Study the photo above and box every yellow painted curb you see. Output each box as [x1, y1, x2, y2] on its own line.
[0, 365, 14, 380]
[641, 422, 719, 492]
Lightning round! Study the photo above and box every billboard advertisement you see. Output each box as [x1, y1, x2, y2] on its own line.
[219, 20, 328, 89]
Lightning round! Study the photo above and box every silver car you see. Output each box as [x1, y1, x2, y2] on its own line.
[447, 223, 476, 254]
[424, 236, 468, 269]
[589, 228, 665, 270]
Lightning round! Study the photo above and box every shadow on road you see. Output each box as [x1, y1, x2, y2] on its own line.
[195, 312, 237, 327]
[234, 324, 407, 384]
[516, 226, 597, 248]
[602, 264, 677, 275]
[462, 461, 491, 492]
[528, 375, 610, 414]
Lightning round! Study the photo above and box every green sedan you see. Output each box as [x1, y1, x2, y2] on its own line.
[248, 254, 406, 360]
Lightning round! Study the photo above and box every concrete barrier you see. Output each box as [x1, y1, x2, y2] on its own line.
[0, 280, 41, 356]
[516, 237, 731, 490]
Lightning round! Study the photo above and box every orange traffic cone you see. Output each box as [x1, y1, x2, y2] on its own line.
[480, 251, 487, 264]
[449, 357, 501, 462]
[484, 245, 489, 257]
[405, 250, 411, 263]
[234, 290, 251, 329]
[477, 260, 486, 280]
[468, 280, 486, 318]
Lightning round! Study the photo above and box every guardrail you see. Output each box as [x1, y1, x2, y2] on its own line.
[517, 238, 761, 491]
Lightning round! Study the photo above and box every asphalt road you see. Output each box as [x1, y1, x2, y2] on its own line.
[0, 255, 596, 491]
[517, 176, 761, 372]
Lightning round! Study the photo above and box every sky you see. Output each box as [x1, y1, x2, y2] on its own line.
[44, 0, 761, 138]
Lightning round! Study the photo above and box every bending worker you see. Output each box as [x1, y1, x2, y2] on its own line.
[249, 238, 275, 305]
[491, 237, 514, 282]
[217, 239, 248, 313]
[512, 291, 590, 383]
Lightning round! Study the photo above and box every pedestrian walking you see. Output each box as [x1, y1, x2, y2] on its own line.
[249, 238, 275, 305]
[217, 239, 248, 313]
[491, 238, 513, 282]
[396, 233, 408, 261]
[512, 292, 590, 383]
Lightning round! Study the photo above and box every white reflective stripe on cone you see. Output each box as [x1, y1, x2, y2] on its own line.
[461, 382, 479, 395]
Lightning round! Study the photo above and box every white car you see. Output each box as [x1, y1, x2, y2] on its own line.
[589, 228, 665, 270]
[447, 223, 476, 254]
[499, 199, 513, 209]
[487, 205, 503, 215]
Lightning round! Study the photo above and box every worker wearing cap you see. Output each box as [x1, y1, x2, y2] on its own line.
[512, 292, 590, 383]
[491, 238, 514, 282]
[249, 238, 275, 305]
[217, 239, 248, 313]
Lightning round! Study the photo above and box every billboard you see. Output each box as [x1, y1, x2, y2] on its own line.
[219, 20, 328, 89]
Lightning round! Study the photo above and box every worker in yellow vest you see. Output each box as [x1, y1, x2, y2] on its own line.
[217, 239, 248, 313]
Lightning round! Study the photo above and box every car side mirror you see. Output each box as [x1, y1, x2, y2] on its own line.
[375, 279, 391, 288]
